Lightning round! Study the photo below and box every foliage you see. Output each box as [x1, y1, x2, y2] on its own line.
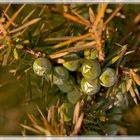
[0, 4, 140, 135]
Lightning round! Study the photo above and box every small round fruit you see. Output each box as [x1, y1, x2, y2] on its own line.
[67, 89, 81, 104]
[58, 80, 74, 93]
[15, 44, 24, 49]
[81, 78, 100, 95]
[99, 68, 117, 87]
[59, 103, 74, 122]
[63, 53, 81, 71]
[84, 48, 98, 60]
[33, 57, 52, 76]
[53, 66, 69, 85]
[81, 59, 101, 80]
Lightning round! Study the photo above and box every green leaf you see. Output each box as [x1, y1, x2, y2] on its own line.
[2, 45, 11, 66]
[111, 55, 121, 64]
[13, 48, 19, 60]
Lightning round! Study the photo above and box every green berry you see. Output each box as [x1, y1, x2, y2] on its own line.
[99, 68, 117, 87]
[15, 44, 24, 50]
[58, 80, 74, 93]
[59, 103, 74, 122]
[81, 78, 100, 95]
[67, 89, 81, 104]
[53, 66, 69, 85]
[63, 53, 81, 71]
[84, 48, 98, 60]
[81, 59, 101, 80]
[33, 57, 52, 76]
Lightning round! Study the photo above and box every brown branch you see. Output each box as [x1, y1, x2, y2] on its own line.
[5, 4, 26, 29]
[93, 4, 108, 27]
[51, 32, 92, 49]
[44, 36, 95, 42]
[63, 13, 90, 27]
[48, 41, 96, 59]
[10, 18, 41, 34]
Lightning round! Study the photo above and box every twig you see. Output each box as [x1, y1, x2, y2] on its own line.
[103, 5, 123, 27]
[71, 112, 84, 135]
[63, 13, 90, 27]
[10, 18, 41, 33]
[93, 4, 108, 27]
[44, 36, 95, 42]
[22, 9, 36, 24]
[3, 11, 17, 27]
[5, 4, 26, 29]
[51, 32, 92, 49]
[48, 41, 96, 59]
[3, 3, 11, 14]
[89, 4, 108, 61]
[72, 9, 90, 26]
